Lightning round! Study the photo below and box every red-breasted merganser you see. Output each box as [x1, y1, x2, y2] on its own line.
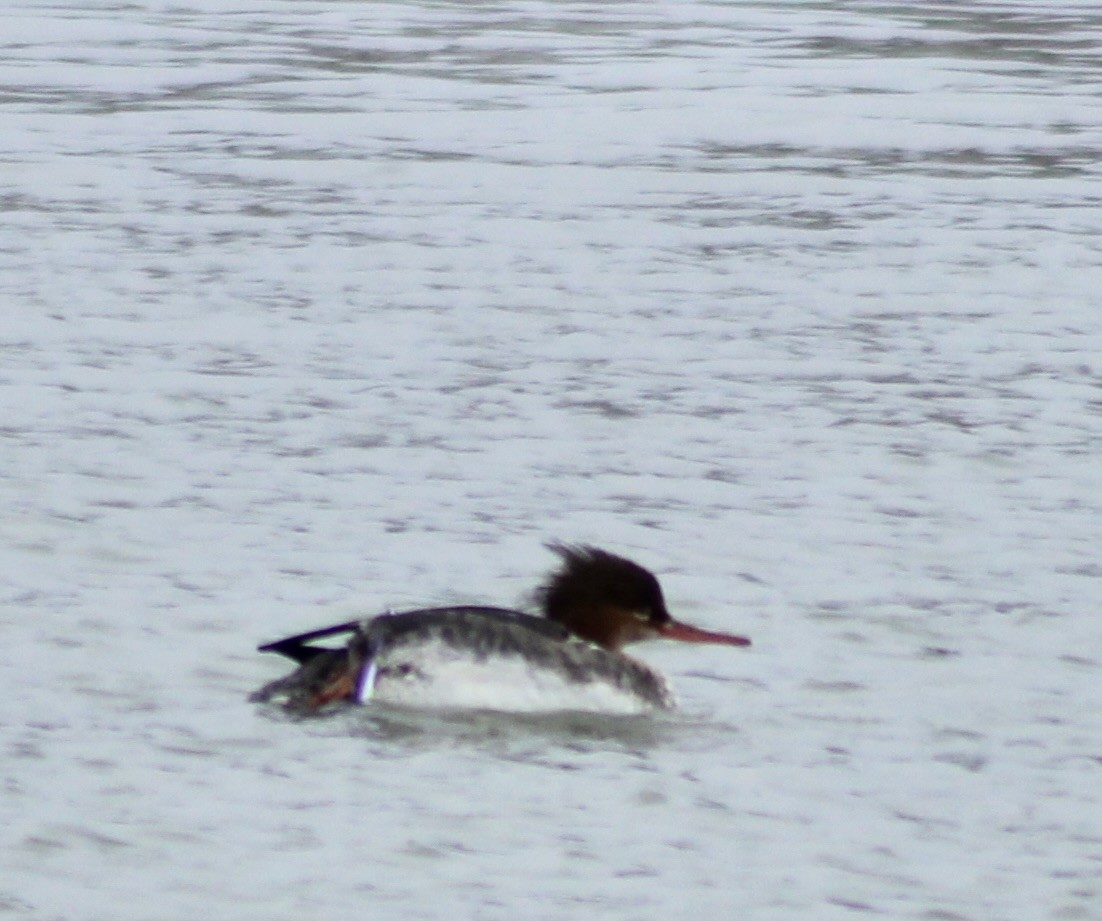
[251, 544, 751, 715]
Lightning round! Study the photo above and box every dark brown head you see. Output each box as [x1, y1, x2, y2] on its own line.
[536, 543, 752, 652]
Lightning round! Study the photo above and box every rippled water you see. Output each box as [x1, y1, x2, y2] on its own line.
[3, 1, 1101, 919]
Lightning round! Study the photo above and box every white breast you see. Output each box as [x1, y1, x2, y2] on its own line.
[359, 636, 671, 715]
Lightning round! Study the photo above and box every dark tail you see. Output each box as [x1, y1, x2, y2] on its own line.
[257, 619, 363, 664]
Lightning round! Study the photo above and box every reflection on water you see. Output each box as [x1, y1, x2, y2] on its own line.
[253, 693, 703, 755]
[3, 1, 1101, 920]
[347, 704, 681, 751]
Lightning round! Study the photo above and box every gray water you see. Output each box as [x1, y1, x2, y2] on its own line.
[2, 1, 1101, 918]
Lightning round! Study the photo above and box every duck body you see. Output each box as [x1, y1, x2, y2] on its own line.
[252, 606, 675, 714]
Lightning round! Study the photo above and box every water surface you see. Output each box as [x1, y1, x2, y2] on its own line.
[2, 1, 1101, 919]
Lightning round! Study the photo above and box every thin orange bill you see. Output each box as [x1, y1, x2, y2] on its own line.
[659, 620, 751, 647]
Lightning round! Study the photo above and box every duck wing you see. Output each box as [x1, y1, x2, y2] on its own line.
[257, 606, 570, 665]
